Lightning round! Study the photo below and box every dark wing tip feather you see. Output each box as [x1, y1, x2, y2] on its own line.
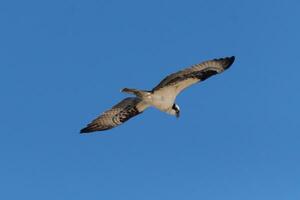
[223, 56, 235, 70]
[80, 127, 89, 134]
[80, 118, 113, 134]
[80, 127, 92, 134]
[80, 126, 110, 134]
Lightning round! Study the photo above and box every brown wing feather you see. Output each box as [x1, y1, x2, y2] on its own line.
[152, 56, 235, 93]
[80, 97, 147, 133]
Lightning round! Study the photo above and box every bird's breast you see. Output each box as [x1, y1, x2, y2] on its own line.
[150, 89, 176, 110]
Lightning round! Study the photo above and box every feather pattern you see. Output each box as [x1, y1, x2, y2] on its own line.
[80, 97, 147, 133]
[152, 56, 235, 93]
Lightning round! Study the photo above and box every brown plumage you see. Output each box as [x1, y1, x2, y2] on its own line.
[152, 56, 235, 92]
[80, 97, 147, 133]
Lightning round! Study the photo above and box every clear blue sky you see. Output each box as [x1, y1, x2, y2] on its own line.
[1, 0, 299, 199]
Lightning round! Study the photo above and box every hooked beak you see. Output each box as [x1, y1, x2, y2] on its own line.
[176, 112, 180, 118]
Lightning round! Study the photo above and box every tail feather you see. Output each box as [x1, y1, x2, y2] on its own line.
[121, 88, 149, 98]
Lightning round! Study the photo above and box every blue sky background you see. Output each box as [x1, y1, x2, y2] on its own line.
[1, 0, 300, 199]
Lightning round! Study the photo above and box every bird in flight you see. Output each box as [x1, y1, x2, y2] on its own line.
[80, 56, 235, 133]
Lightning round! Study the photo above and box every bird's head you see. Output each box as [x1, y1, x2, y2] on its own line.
[171, 103, 180, 118]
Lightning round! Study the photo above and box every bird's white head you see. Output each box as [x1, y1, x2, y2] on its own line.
[169, 103, 180, 118]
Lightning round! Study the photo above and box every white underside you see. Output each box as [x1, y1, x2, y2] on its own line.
[143, 88, 177, 112]
[136, 78, 199, 114]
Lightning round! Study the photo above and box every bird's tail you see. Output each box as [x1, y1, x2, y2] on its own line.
[121, 88, 150, 98]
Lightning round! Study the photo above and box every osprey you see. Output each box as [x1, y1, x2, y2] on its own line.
[80, 56, 235, 133]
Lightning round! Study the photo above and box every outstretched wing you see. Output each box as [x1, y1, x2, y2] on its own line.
[80, 97, 149, 133]
[152, 56, 235, 95]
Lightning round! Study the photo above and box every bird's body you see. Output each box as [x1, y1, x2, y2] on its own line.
[80, 56, 235, 133]
[140, 89, 176, 112]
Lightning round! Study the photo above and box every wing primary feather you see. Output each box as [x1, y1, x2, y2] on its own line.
[152, 56, 235, 92]
[80, 97, 145, 134]
[80, 125, 110, 133]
